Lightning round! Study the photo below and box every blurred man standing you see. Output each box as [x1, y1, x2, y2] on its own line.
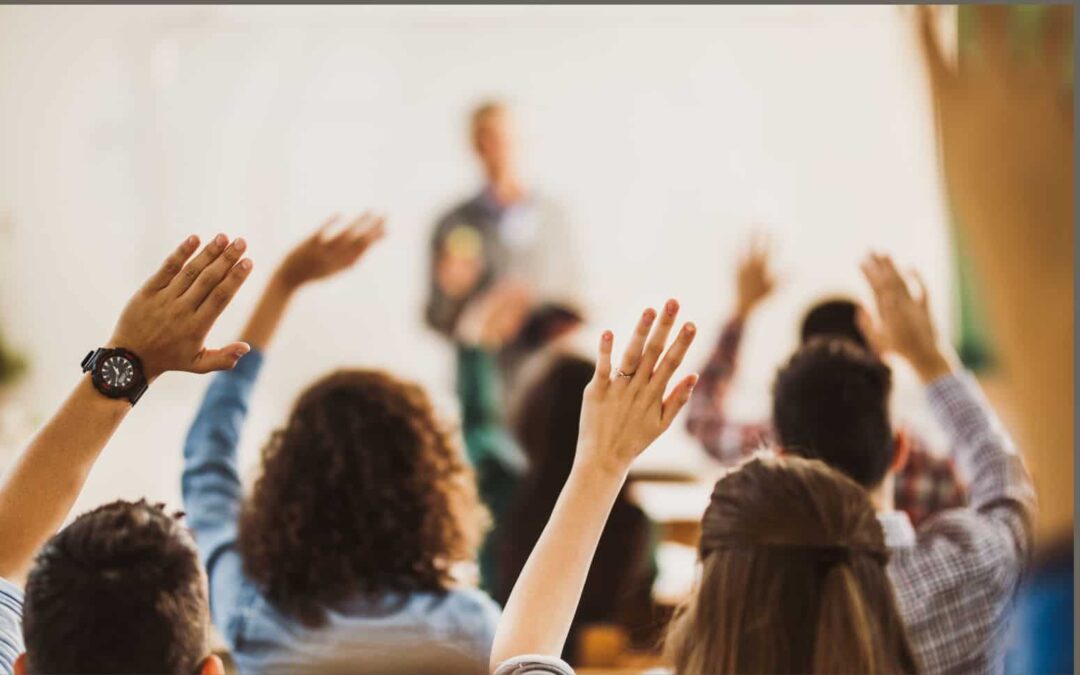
[425, 100, 581, 594]
[425, 101, 580, 345]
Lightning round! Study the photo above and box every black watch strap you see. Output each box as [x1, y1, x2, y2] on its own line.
[81, 347, 148, 406]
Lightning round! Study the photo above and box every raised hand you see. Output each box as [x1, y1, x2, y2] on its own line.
[241, 213, 386, 352]
[109, 234, 254, 380]
[456, 281, 533, 348]
[276, 213, 386, 289]
[0, 235, 256, 583]
[576, 299, 699, 474]
[735, 234, 777, 318]
[860, 253, 951, 383]
[916, 6, 1072, 263]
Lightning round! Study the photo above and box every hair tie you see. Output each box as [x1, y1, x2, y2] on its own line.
[703, 541, 887, 567]
[811, 545, 851, 567]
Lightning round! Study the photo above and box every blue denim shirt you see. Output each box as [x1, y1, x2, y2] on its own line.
[182, 351, 500, 673]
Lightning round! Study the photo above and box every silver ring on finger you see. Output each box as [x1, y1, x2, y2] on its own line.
[616, 369, 635, 379]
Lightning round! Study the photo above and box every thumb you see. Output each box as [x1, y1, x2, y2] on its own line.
[191, 342, 251, 374]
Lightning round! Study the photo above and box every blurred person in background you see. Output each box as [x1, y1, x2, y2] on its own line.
[425, 100, 583, 593]
[424, 100, 581, 343]
[182, 216, 499, 674]
[496, 351, 658, 663]
[457, 298, 586, 594]
[916, 6, 1073, 672]
[686, 237, 965, 527]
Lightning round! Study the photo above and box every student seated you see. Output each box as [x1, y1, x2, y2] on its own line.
[17, 500, 224, 674]
[0, 233, 255, 673]
[496, 355, 657, 662]
[765, 253, 1034, 673]
[456, 299, 585, 594]
[663, 455, 916, 673]
[686, 237, 965, 526]
[181, 215, 500, 673]
[487, 300, 917, 674]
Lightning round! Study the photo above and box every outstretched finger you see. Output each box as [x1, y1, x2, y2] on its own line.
[168, 233, 229, 296]
[315, 213, 343, 241]
[616, 307, 657, 380]
[916, 6, 952, 96]
[910, 269, 931, 309]
[660, 373, 699, 430]
[347, 215, 387, 253]
[874, 255, 912, 299]
[142, 235, 200, 294]
[195, 257, 254, 323]
[331, 212, 373, 246]
[635, 299, 679, 381]
[190, 341, 252, 374]
[750, 231, 770, 261]
[184, 238, 248, 308]
[593, 330, 614, 386]
[648, 321, 697, 395]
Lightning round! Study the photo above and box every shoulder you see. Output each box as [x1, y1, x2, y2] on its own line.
[435, 197, 486, 232]
[439, 586, 502, 625]
[890, 508, 1024, 599]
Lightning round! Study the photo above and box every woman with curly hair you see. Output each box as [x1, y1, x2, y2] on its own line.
[182, 215, 497, 673]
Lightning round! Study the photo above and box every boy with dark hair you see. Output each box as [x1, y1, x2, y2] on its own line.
[20, 500, 216, 674]
[774, 253, 1034, 674]
[773, 337, 895, 488]
[685, 236, 965, 526]
[0, 232, 254, 674]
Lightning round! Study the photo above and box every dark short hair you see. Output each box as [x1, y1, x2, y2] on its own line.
[773, 338, 894, 488]
[800, 299, 868, 348]
[22, 500, 208, 674]
[238, 369, 485, 628]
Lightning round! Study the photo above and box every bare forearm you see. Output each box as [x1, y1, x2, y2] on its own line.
[0, 377, 130, 582]
[240, 272, 298, 352]
[490, 460, 625, 670]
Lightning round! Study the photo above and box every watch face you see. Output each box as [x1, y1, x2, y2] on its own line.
[100, 355, 135, 390]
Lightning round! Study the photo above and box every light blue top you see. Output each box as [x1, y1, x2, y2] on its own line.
[182, 350, 500, 673]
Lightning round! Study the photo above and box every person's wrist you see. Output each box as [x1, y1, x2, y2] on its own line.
[734, 298, 756, 321]
[270, 265, 306, 294]
[102, 337, 162, 383]
[571, 445, 633, 483]
[909, 347, 953, 383]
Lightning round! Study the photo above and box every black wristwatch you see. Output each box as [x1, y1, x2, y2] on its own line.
[81, 347, 148, 406]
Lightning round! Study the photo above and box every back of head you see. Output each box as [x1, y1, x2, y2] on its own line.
[498, 356, 594, 605]
[507, 303, 584, 358]
[238, 369, 485, 627]
[772, 337, 894, 488]
[512, 355, 593, 474]
[800, 298, 868, 348]
[23, 500, 207, 674]
[665, 456, 917, 674]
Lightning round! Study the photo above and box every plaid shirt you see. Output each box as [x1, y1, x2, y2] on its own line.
[686, 317, 967, 527]
[888, 372, 1034, 674]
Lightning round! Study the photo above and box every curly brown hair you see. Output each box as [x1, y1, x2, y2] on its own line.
[237, 369, 486, 627]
